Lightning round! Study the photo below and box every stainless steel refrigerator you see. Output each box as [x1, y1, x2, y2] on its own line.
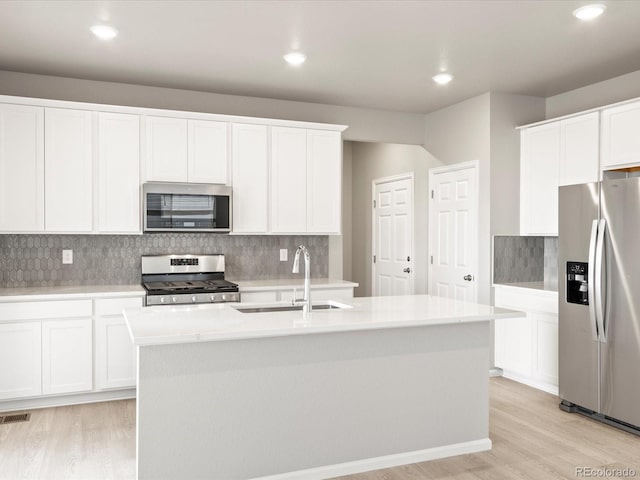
[559, 176, 640, 434]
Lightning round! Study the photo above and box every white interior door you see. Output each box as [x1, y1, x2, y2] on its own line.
[373, 175, 413, 296]
[429, 162, 478, 302]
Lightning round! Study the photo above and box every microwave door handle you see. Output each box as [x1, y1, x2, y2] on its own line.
[588, 219, 599, 342]
[595, 219, 608, 343]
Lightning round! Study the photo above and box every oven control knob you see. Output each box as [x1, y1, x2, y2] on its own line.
[210, 295, 217, 302]
[191, 296, 197, 303]
[171, 296, 177, 303]
[160, 297, 165, 304]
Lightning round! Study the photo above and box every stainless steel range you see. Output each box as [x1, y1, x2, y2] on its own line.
[141, 254, 240, 306]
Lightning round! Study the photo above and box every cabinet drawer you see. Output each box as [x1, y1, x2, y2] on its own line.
[0, 299, 92, 322]
[280, 288, 354, 302]
[95, 297, 143, 317]
[495, 287, 558, 314]
[240, 291, 278, 303]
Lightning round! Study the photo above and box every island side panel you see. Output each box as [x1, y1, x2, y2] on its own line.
[137, 322, 490, 480]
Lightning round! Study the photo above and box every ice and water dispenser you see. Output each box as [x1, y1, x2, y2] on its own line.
[566, 261, 589, 305]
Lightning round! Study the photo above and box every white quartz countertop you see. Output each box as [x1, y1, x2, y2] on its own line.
[232, 278, 358, 291]
[493, 281, 558, 294]
[124, 294, 523, 346]
[0, 284, 145, 302]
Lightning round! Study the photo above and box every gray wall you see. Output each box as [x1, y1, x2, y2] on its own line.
[0, 234, 328, 288]
[489, 93, 546, 237]
[0, 70, 425, 145]
[546, 69, 640, 119]
[350, 142, 442, 297]
[328, 141, 353, 281]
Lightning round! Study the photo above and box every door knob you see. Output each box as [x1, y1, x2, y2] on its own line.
[403, 267, 411, 273]
[463, 274, 473, 281]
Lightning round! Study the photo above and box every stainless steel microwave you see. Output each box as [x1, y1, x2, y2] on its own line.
[143, 183, 232, 233]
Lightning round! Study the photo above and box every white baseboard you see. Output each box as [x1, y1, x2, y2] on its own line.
[0, 388, 136, 413]
[252, 438, 492, 480]
[501, 371, 559, 396]
[489, 367, 503, 377]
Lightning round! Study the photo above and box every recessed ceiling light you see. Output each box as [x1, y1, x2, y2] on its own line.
[432, 73, 453, 85]
[90, 24, 118, 40]
[284, 52, 306, 66]
[573, 4, 606, 20]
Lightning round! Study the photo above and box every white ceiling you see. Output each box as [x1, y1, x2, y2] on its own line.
[1, 0, 640, 113]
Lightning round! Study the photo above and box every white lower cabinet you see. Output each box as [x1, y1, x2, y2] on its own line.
[0, 322, 42, 400]
[0, 295, 142, 406]
[494, 286, 558, 394]
[95, 297, 142, 390]
[42, 318, 93, 395]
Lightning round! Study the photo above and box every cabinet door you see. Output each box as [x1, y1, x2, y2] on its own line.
[601, 101, 640, 170]
[0, 104, 44, 232]
[98, 112, 141, 233]
[42, 318, 92, 395]
[271, 126, 307, 233]
[94, 297, 141, 390]
[520, 122, 560, 236]
[559, 113, 599, 186]
[534, 312, 559, 387]
[232, 123, 268, 233]
[307, 130, 342, 233]
[0, 322, 42, 400]
[494, 315, 534, 378]
[45, 108, 93, 232]
[188, 120, 229, 184]
[145, 116, 188, 182]
[96, 316, 137, 390]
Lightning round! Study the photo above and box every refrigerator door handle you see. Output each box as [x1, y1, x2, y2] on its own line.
[588, 219, 599, 342]
[595, 218, 608, 343]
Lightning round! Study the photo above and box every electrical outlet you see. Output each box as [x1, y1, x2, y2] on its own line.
[280, 249, 288, 262]
[62, 249, 73, 265]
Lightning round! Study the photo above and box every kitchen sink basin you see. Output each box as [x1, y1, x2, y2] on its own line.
[233, 301, 350, 314]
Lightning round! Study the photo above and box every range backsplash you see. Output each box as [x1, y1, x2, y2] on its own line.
[0, 234, 328, 288]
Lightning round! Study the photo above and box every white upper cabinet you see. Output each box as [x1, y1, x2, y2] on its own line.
[271, 127, 307, 233]
[307, 129, 342, 233]
[0, 104, 44, 232]
[559, 112, 599, 186]
[232, 123, 268, 233]
[520, 122, 560, 236]
[98, 112, 141, 233]
[45, 108, 93, 232]
[146, 116, 229, 184]
[269, 127, 342, 235]
[188, 120, 229, 184]
[145, 116, 188, 182]
[601, 100, 640, 170]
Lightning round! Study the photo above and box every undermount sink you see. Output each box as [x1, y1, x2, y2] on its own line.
[233, 301, 351, 314]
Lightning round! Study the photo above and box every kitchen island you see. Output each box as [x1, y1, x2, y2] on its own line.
[124, 295, 522, 480]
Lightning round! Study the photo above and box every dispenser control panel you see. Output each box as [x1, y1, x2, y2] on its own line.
[566, 261, 589, 305]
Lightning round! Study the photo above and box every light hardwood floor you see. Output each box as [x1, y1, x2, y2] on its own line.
[1, 378, 639, 479]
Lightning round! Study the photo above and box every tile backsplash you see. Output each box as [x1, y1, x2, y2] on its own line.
[0, 234, 328, 288]
[493, 236, 544, 283]
[493, 235, 558, 286]
[544, 237, 559, 289]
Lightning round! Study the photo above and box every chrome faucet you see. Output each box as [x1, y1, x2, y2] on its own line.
[292, 245, 312, 313]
